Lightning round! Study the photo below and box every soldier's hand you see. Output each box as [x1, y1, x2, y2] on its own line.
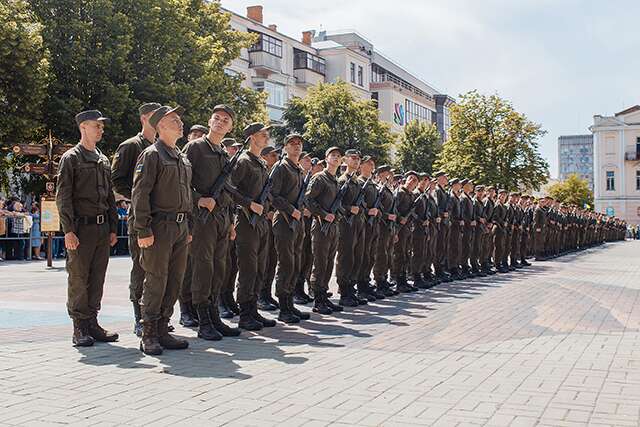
[138, 235, 155, 248]
[368, 208, 379, 217]
[400, 217, 407, 225]
[291, 209, 302, 220]
[267, 211, 274, 221]
[393, 235, 399, 243]
[325, 213, 335, 223]
[109, 233, 117, 247]
[198, 197, 216, 212]
[187, 235, 193, 243]
[460, 220, 464, 226]
[388, 214, 397, 222]
[436, 217, 441, 223]
[350, 205, 360, 215]
[471, 220, 476, 226]
[250, 202, 264, 216]
[303, 208, 311, 217]
[65, 232, 80, 250]
[229, 225, 236, 241]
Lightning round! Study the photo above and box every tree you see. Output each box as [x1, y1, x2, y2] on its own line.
[434, 91, 549, 191]
[548, 174, 593, 208]
[0, 0, 49, 192]
[396, 120, 441, 173]
[274, 80, 392, 162]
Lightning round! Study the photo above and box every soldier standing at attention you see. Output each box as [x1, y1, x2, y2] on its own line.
[519, 195, 533, 266]
[470, 184, 486, 276]
[57, 110, 119, 347]
[481, 186, 497, 274]
[459, 179, 475, 278]
[433, 171, 451, 282]
[132, 105, 192, 355]
[533, 196, 549, 261]
[183, 105, 241, 341]
[491, 189, 509, 273]
[391, 171, 419, 293]
[111, 102, 160, 337]
[294, 153, 315, 305]
[231, 123, 277, 331]
[446, 178, 463, 280]
[409, 173, 430, 289]
[423, 176, 440, 287]
[306, 147, 345, 315]
[372, 165, 397, 297]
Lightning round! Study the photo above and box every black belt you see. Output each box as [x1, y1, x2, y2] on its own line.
[153, 212, 189, 223]
[76, 213, 108, 225]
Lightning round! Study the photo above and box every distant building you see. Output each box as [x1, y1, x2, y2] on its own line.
[557, 134, 593, 189]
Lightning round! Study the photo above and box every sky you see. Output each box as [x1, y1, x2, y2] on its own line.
[221, 0, 640, 178]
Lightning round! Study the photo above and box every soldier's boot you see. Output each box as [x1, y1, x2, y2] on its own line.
[132, 301, 143, 337]
[325, 291, 344, 312]
[312, 290, 333, 315]
[373, 281, 387, 299]
[210, 300, 241, 337]
[179, 301, 199, 327]
[158, 318, 188, 350]
[520, 257, 532, 266]
[72, 319, 95, 347]
[257, 286, 278, 311]
[413, 275, 429, 290]
[293, 278, 312, 305]
[219, 297, 235, 319]
[395, 277, 413, 293]
[277, 295, 300, 324]
[357, 281, 377, 302]
[238, 302, 262, 331]
[87, 317, 119, 342]
[338, 281, 359, 307]
[351, 281, 368, 305]
[289, 295, 310, 320]
[386, 279, 400, 295]
[252, 301, 277, 327]
[195, 303, 222, 341]
[222, 290, 240, 316]
[140, 320, 162, 355]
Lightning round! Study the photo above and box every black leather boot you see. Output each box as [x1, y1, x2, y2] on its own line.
[219, 297, 235, 319]
[357, 281, 377, 301]
[132, 301, 143, 337]
[338, 281, 358, 307]
[140, 320, 162, 355]
[277, 295, 300, 324]
[195, 303, 222, 341]
[179, 301, 199, 327]
[210, 301, 241, 337]
[289, 295, 310, 320]
[312, 291, 333, 315]
[72, 319, 95, 347]
[257, 288, 278, 311]
[252, 301, 276, 327]
[238, 302, 262, 331]
[158, 318, 188, 350]
[293, 278, 312, 304]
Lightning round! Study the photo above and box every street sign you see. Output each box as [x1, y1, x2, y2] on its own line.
[12, 144, 48, 157]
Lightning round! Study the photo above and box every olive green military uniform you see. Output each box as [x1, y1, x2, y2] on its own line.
[491, 201, 508, 270]
[446, 191, 462, 274]
[373, 184, 395, 289]
[459, 191, 474, 273]
[409, 191, 428, 285]
[391, 186, 415, 287]
[470, 194, 485, 273]
[434, 185, 450, 276]
[57, 144, 118, 323]
[335, 173, 365, 298]
[356, 178, 381, 289]
[423, 191, 439, 282]
[481, 196, 495, 271]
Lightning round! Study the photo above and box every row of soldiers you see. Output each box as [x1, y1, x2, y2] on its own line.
[56, 104, 627, 353]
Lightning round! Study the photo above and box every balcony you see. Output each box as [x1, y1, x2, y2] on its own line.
[249, 51, 281, 75]
[293, 51, 325, 87]
[625, 151, 640, 161]
[294, 68, 324, 87]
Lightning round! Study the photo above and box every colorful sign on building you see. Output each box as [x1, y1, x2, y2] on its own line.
[393, 103, 404, 126]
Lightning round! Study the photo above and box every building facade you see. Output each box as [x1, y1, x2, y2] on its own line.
[223, 5, 453, 141]
[557, 134, 593, 190]
[590, 105, 640, 225]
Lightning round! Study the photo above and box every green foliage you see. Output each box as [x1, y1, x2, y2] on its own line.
[548, 174, 593, 208]
[275, 81, 393, 162]
[396, 120, 441, 173]
[434, 90, 549, 190]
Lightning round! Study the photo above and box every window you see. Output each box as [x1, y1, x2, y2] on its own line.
[357, 65, 363, 86]
[371, 92, 379, 108]
[636, 137, 640, 156]
[405, 99, 431, 125]
[636, 170, 640, 191]
[606, 170, 615, 191]
[350, 62, 356, 83]
[264, 81, 285, 109]
[248, 31, 283, 57]
[293, 49, 326, 75]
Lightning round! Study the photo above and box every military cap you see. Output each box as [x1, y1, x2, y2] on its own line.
[475, 185, 486, 191]
[244, 122, 272, 139]
[390, 168, 397, 174]
[509, 191, 520, 197]
[487, 185, 496, 191]
[520, 194, 530, 199]
[231, 142, 243, 149]
[393, 173, 403, 180]
[284, 133, 303, 144]
[299, 151, 311, 159]
[460, 178, 469, 185]
[449, 178, 460, 186]
[75, 110, 110, 126]
[148, 105, 184, 130]
[361, 155, 375, 164]
[418, 172, 430, 179]
[311, 157, 320, 166]
[317, 159, 326, 167]
[221, 137, 236, 147]
[189, 124, 208, 134]
[139, 102, 162, 116]
[376, 164, 392, 174]
[260, 146, 280, 156]
[325, 146, 342, 157]
[344, 148, 361, 157]
[404, 170, 419, 179]
[212, 104, 235, 121]
[498, 189, 508, 194]
[434, 170, 447, 178]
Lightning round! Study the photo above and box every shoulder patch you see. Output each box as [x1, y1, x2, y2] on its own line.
[135, 163, 144, 173]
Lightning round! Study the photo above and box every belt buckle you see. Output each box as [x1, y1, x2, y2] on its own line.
[176, 213, 185, 223]
[96, 214, 105, 225]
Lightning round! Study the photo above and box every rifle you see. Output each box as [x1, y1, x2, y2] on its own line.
[367, 183, 384, 226]
[320, 172, 355, 235]
[198, 143, 245, 224]
[289, 169, 312, 231]
[248, 153, 284, 227]
[388, 187, 399, 233]
[346, 176, 372, 226]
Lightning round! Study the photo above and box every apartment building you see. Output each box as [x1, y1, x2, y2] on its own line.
[557, 134, 594, 190]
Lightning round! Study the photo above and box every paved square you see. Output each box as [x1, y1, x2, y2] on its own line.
[1, 241, 639, 426]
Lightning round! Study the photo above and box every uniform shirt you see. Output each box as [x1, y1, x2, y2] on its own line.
[183, 136, 236, 212]
[378, 184, 394, 222]
[491, 202, 508, 229]
[472, 196, 485, 231]
[306, 168, 338, 218]
[434, 185, 449, 218]
[111, 133, 153, 200]
[395, 186, 415, 219]
[56, 144, 118, 235]
[337, 172, 361, 219]
[131, 140, 193, 238]
[270, 156, 303, 217]
[425, 193, 439, 222]
[447, 191, 462, 223]
[411, 190, 428, 224]
[483, 197, 495, 225]
[460, 192, 474, 225]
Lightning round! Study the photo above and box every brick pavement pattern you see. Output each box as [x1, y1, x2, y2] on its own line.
[1, 241, 639, 426]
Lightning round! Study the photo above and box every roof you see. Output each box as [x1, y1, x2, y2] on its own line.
[312, 40, 343, 50]
[615, 105, 640, 117]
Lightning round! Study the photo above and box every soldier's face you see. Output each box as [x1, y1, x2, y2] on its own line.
[140, 112, 154, 129]
[326, 151, 342, 168]
[360, 160, 374, 176]
[476, 190, 485, 199]
[344, 155, 360, 170]
[499, 193, 507, 203]
[188, 130, 205, 141]
[406, 175, 418, 189]
[300, 156, 312, 171]
[262, 152, 279, 167]
[80, 120, 104, 143]
[418, 178, 429, 191]
[158, 113, 183, 140]
[251, 130, 269, 150]
[438, 176, 448, 186]
[210, 111, 233, 136]
[284, 138, 302, 159]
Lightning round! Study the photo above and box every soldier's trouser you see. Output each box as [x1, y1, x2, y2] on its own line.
[310, 218, 338, 293]
[356, 218, 378, 282]
[483, 227, 494, 264]
[493, 227, 505, 266]
[410, 224, 427, 277]
[510, 229, 521, 264]
[299, 216, 313, 283]
[128, 231, 145, 302]
[520, 230, 529, 260]
[373, 224, 393, 281]
[67, 223, 111, 320]
[460, 225, 473, 267]
[336, 216, 364, 286]
[534, 230, 545, 257]
[470, 229, 483, 268]
[179, 252, 192, 303]
[424, 224, 437, 275]
[391, 224, 412, 279]
[222, 240, 238, 296]
[437, 222, 450, 271]
[351, 216, 368, 282]
[235, 214, 269, 305]
[140, 220, 189, 323]
[447, 224, 460, 270]
[262, 223, 277, 294]
[273, 214, 304, 297]
[191, 211, 230, 306]
[503, 231, 512, 265]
